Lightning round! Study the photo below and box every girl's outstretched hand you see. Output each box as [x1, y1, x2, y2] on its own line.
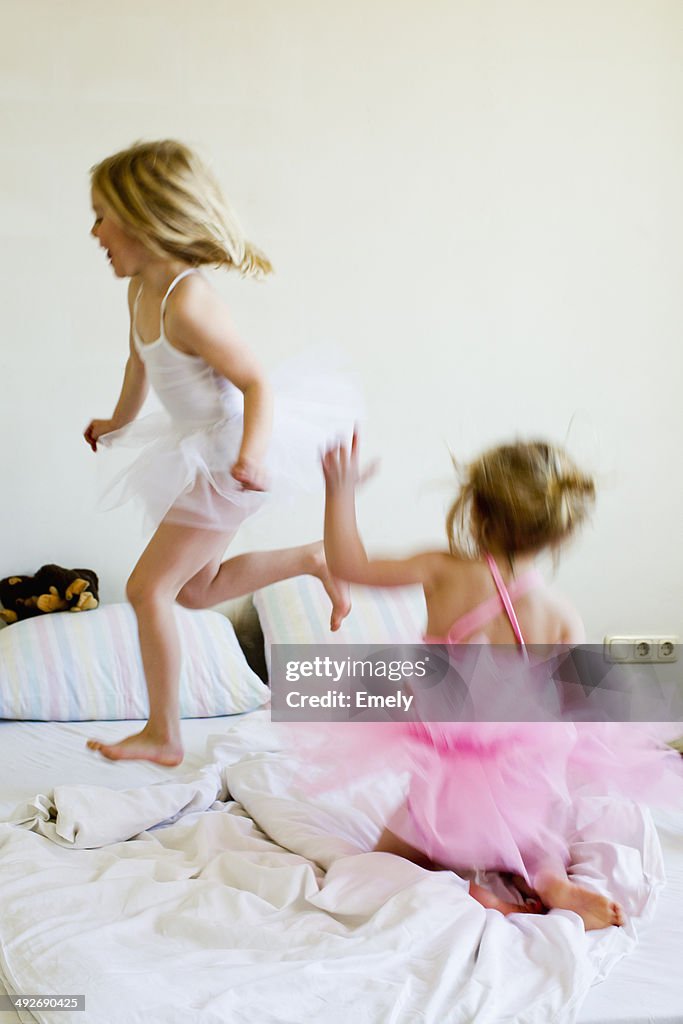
[83, 418, 117, 452]
[322, 432, 378, 492]
[231, 457, 269, 492]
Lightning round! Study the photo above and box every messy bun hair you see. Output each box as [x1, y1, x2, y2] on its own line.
[446, 440, 596, 559]
[91, 140, 273, 278]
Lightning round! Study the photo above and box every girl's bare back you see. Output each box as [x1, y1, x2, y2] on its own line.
[423, 552, 582, 645]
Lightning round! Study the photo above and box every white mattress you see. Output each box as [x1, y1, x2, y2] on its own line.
[0, 717, 682, 1024]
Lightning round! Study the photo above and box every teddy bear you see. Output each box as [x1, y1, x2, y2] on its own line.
[0, 564, 99, 625]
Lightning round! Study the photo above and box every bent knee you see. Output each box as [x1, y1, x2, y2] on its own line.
[126, 573, 172, 609]
[176, 585, 203, 610]
[175, 580, 212, 610]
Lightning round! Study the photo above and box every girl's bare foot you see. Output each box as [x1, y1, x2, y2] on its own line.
[502, 872, 545, 912]
[308, 542, 351, 631]
[469, 881, 543, 916]
[534, 872, 624, 931]
[87, 727, 184, 766]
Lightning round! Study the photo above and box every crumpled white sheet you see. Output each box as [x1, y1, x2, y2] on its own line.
[0, 712, 666, 1024]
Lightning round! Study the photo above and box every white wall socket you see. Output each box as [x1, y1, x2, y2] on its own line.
[604, 635, 679, 663]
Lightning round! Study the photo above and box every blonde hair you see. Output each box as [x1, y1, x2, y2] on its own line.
[446, 440, 596, 560]
[91, 140, 272, 278]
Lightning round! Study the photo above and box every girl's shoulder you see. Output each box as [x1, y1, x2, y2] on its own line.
[534, 585, 585, 644]
[164, 269, 214, 313]
[163, 271, 233, 343]
[421, 551, 482, 592]
[427, 551, 484, 577]
[509, 579, 584, 645]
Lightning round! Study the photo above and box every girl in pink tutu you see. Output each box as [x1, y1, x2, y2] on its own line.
[85, 140, 355, 766]
[322, 435, 681, 931]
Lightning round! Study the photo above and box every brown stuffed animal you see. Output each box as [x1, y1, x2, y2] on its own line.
[0, 565, 99, 625]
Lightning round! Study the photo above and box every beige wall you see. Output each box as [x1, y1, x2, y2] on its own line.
[1, 0, 681, 640]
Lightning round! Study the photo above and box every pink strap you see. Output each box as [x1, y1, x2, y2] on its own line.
[431, 559, 541, 648]
[484, 553, 528, 657]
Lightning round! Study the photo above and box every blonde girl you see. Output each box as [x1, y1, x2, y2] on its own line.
[85, 140, 352, 766]
[322, 435, 681, 931]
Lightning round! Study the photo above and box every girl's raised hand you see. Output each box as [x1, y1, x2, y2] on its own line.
[83, 418, 116, 452]
[322, 432, 378, 491]
[231, 457, 269, 492]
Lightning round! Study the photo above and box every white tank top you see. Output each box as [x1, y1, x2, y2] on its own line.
[133, 269, 243, 427]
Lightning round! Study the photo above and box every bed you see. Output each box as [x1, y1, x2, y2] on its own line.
[0, 581, 681, 1024]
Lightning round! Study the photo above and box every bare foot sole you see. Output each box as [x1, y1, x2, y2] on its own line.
[535, 873, 624, 931]
[309, 542, 351, 631]
[469, 881, 543, 916]
[86, 730, 184, 766]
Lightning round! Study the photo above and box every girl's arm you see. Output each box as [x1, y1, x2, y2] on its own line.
[165, 276, 272, 491]
[84, 281, 149, 451]
[323, 435, 440, 588]
[233, 379, 273, 490]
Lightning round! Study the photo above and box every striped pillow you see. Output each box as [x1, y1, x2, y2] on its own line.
[253, 576, 426, 673]
[0, 604, 269, 721]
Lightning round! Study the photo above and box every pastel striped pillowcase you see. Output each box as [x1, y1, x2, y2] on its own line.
[0, 603, 269, 721]
[253, 576, 426, 673]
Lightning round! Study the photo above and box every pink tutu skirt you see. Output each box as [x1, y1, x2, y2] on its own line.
[286, 649, 683, 883]
[383, 719, 683, 881]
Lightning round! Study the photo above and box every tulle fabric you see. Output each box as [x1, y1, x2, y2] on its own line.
[284, 646, 683, 884]
[97, 351, 361, 532]
[385, 718, 683, 882]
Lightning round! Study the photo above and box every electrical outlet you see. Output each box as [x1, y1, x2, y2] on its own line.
[658, 639, 677, 661]
[604, 635, 679, 663]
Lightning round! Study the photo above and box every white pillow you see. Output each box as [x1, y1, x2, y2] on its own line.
[0, 603, 269, 721]
[253, 576, 426, 673]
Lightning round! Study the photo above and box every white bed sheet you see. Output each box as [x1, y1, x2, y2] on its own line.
[577, 808, 683, 1024]
[0, 715, 681, 1024]
[0, 717, 236, 1024]
[0, 718, 233, 820]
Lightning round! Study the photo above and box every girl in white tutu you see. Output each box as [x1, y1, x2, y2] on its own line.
[84, 140, 354, 765]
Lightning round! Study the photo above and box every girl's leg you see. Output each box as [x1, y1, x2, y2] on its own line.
[533, 868, 624, 931]
[177, 541, 350, 630]
[87, 523, 235, 766]
[374, 827, 435, 870]
[468, 881, 542, 916]
[88, 528, 350, 764]
[520, 838, 624, 930]
[374, 829, 540, 915]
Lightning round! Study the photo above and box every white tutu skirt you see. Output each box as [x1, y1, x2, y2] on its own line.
[98, 354, 361, 533]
